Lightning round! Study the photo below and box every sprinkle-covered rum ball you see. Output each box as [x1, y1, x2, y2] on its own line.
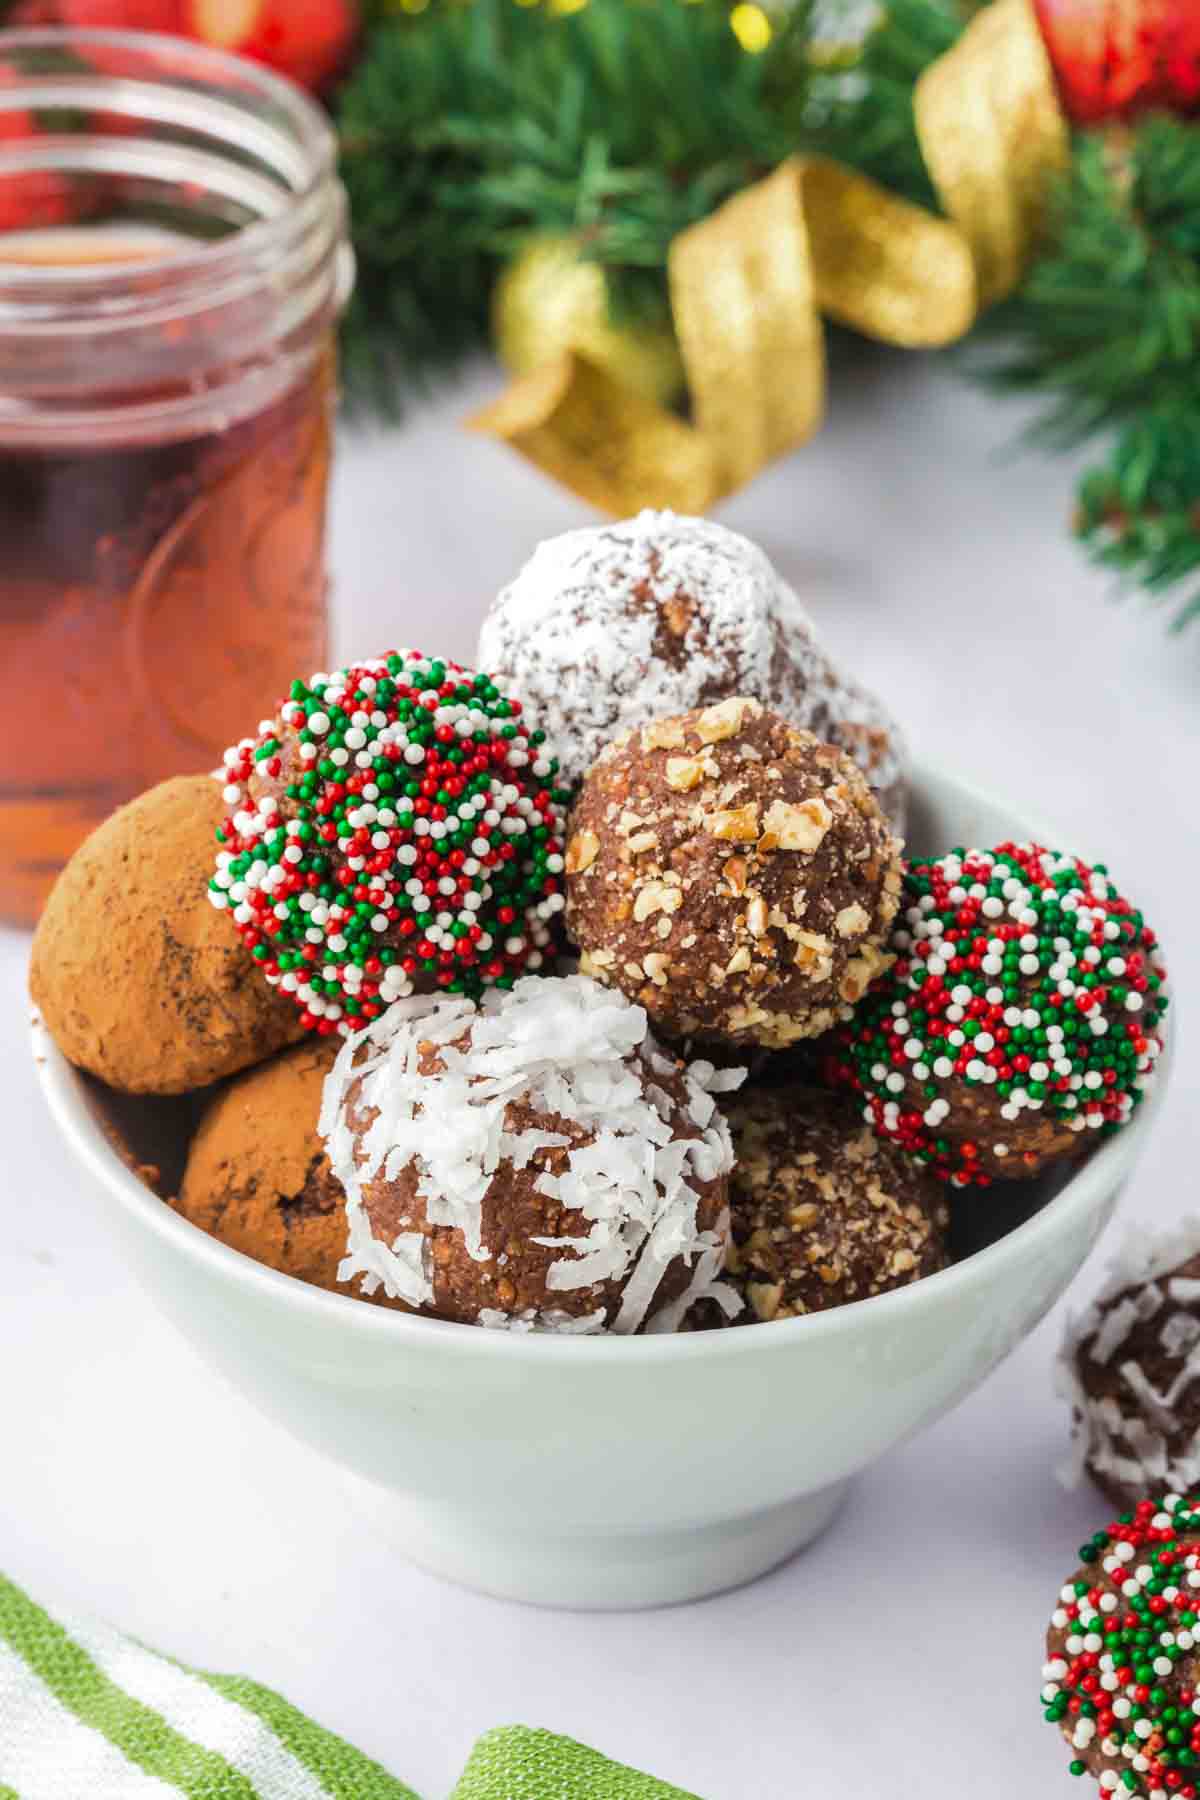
[1042, 1494, 1200, 1799]
[1058, 1222, 1200, 1512]
[830, 844, 1168, 1188]
[566, 696, 903, 1050]
[208, 653, 571, 1035]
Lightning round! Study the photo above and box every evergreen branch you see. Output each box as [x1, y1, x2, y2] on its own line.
[990, 119, 1200, 442]
[810, 0, 967, 210]
[987, 115, 1200, 626]
[335, 0, 822, 408]
[1076, 413, 1200, 632]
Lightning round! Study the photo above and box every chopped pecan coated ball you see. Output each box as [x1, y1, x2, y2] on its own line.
[565, 697, 903, 1049]
[722, 1084, 949, 1322]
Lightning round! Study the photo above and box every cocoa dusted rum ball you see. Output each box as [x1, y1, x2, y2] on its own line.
[31, 774, 303, 1095]
[176, 1038, 402, 1308]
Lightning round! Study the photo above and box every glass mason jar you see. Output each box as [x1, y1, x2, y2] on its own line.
[0, 29, 352, 927]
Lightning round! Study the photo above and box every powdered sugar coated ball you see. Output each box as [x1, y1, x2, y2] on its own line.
[319, 973, 744, 1333]
[477, 510, 907, 827]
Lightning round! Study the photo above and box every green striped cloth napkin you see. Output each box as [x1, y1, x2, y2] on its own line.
[0, 1574, 702, 1799]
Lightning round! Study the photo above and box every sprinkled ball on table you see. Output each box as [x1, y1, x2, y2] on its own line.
[1058, 1223, 1200, 1513]
[565, 696, 903, 1050]
[828, 844, 1168, 1188]
[477, 510, 909, 829]
[209, 652, 571, 1036]
[320, 973, 743, 1334]
[1041, 1494, 1200, 1798]
[717, 1084, 950, 1324]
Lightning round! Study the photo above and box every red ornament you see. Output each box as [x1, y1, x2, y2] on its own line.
[1034, 0, 1200, 123]
[53, 0, 185, 26]
[13, 0, 358, 95]
[0, 62, 74, 233]
[185, 0, 359, 93]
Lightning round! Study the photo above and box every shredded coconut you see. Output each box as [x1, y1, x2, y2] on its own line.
[478, 510, 906, 817]
[320, 973, 743, 1332]
[1057, 1218, 1200, 1494]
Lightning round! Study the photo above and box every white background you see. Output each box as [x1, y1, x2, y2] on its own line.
[1, 350, 1197, 1799]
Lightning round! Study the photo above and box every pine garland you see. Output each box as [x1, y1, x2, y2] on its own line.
[992, 118, 1200, 630]
[336, 0, 821, 408]
[334, 0, 1200, 630]
[812, 0, 966, 209]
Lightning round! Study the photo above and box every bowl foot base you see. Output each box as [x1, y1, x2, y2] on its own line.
[350, 1477, 852, 1610]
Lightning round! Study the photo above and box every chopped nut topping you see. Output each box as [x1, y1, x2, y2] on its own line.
[633, 880, 684, 923]
[761, 796, 833, 852]
[623, 961, 645, 982]
[746, 895, 769, 938]
[722, 855, 749, 897]
[725, 946, 752, 975]
[565, 829, 600, 874]
[662, 594, 693, 638]
[665, 754, 708, 791]
[839, 942, 893, 1003]
[835, 902, 871, 938]
[627, 830, 659, 853]
[748, 1281, 783, 1322]
[694, 695, 759, 743]
[793, 929, 834, 982]
[641, 952, 671, 988]
[705, 802, 759, 842]
[579, 947, 615, 973]
[644, 718, 687, 752]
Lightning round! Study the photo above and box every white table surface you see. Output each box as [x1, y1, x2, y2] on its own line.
[2, 350, 1197, 1800]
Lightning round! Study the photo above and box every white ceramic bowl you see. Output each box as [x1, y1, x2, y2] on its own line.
[32, 763, 1167, 1610]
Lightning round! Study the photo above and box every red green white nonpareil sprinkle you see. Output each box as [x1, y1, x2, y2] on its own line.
[829, 843, 1168, 1187]
[1044, 1494, 1200, 1799]
[208, 652, 571, 1036]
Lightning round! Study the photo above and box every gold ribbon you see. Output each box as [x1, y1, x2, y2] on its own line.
[471, 0, 1069, 515]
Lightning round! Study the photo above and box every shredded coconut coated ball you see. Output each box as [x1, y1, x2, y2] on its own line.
[319, 973, 744, 1333]
[477, 510, 908, 827]
[1057, 1221, 1200, 1511]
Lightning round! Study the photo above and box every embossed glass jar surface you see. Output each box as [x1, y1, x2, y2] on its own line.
[0, 29, 351, 927]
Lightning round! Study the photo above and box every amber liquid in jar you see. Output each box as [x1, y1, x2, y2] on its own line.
[0, 32, 349, 927]
[0, 235, 332, 924]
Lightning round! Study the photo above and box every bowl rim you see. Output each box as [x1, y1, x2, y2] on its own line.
[30, 758, 1171, 1364]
